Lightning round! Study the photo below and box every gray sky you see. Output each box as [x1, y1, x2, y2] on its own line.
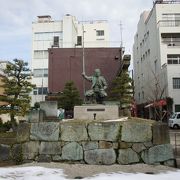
[0, 0, 153, 64]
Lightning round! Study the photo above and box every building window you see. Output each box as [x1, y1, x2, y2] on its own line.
[96, 30, 104, 36]
[142, 91, 144, 99]
[53, 36, 59, 46]
[38, 87, 48, 95]
[173, 78, 180, 89]
[33, 89, 38, 95]
[34, 50, 48, 59]
[33, 69, 48, 77]
[33, 87, 48, 95]
[34, 31, 63, 41]
[175, 105, 180, 112]
[167, 54, 180, 64]
[154, 60, 157, 74]
[77, 36, 82, 46]
[138, 92, 140, 101]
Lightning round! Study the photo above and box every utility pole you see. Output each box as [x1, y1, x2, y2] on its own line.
[82, 24, 86, 102]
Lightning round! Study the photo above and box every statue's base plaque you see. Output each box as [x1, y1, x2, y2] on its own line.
[74, 105, 119, 120]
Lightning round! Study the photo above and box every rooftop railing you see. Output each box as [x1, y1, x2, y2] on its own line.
[154, 0, 180, 4]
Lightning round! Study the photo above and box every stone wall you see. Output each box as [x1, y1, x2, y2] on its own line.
[0, 118, 175, 166]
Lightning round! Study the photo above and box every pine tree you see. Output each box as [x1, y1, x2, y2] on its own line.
[58, 81, 82, 111]
[109, 70, 133, 108]
[0, 59, 35, 124]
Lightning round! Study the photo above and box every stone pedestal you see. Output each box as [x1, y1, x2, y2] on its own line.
[74, 105, 119, 120]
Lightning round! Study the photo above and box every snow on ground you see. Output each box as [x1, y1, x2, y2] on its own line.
[0, 166, 180, 180]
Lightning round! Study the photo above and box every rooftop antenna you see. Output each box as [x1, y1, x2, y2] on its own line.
[119, 21, 123, 47]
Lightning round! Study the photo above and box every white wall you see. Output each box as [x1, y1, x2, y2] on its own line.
[133, 3, 180, 112]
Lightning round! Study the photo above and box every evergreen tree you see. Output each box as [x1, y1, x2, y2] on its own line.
[109, 70, 133, 108]
[0, 59, 35, 124]
[58, 81, 82, 111]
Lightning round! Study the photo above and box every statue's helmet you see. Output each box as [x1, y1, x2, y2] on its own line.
[94, 69, 101, 77]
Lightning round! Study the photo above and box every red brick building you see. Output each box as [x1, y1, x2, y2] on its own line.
[48, 47, 123, 97]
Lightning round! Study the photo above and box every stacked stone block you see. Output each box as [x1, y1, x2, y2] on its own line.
[0, 118, 175, 166]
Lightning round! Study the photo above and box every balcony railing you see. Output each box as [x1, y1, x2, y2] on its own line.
[162, 39, 180, 47]
[158, 20, 180, 27]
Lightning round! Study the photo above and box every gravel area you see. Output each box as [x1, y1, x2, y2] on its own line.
[18, 162, 178, 179]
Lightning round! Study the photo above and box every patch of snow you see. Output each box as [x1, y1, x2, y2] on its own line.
[0, 167, 180, 180]
[103, 117, 128, 122]
[86, 171, 180, 180]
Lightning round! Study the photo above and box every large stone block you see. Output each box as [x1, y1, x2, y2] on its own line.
[117, 148, 139, 165]
[37, 155, 51, 162]
[40, 101, 58, 117]
[84, 149, 116, 165]
[74, 105, 119, 120]
[0, 144, 10, 161]
[28, 109, 45, 123]
[11, 144, 22, 164]
[30, 122, 59, 141]
[22, 141, 39, 160]
[88, 122, 121, 141]
[61, 142, 83, 161]
[152, 123, 170, 145]
[141, 144, 174, 164]
[0, 132, 17, 145]
[39, 142, 61, 155]
[82, 141, 98, 151]
[99, 141, 112, 149]
[132, 143, 146, 153]
[60, 123, 88, 141]
[16, 123, 30, 143]
[121, 122, 152, 142]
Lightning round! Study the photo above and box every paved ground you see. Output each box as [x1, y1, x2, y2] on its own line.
[170, 128, 180, 168]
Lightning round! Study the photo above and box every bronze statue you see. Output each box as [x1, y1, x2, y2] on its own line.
[82, 69, 107, 104]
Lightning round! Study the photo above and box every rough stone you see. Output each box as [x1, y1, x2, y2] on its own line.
[144, 142, 153, 148]
[84, 149, 116, 165]
[112, 142, 119, 149]
[30, 122, 59, 141]
[152, 123, 170, 145]
[0, 132, 17, 145]
[38, 155, 51, 162]
[99, 141, 112, 149]
[82, 141, 98, 151]
[28, 109, 45, 123]
[88, 122, 121, 141]
[16, 123, 30, 143]
[22, 141, 39, 160]
[40, 101, 57, 117]
[132, 143, 146, 153]
[11, 144, 22, 163]
[121, 122, 152, 142]
[39, 142, 61, 155]
[164, 159, 176, 167]
[61, 142, 83, 161]
[117, 148, 139, 165]
[141, 144, 174, 164]
[60, 123, 88, 141]
[52, 155, 62, 161]
[0, 144, 10, 161]
[119, 142, 132, 149]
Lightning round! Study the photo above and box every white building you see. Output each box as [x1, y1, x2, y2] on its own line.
[31, 14, 110, 105]
[133, 0, 180, 116]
